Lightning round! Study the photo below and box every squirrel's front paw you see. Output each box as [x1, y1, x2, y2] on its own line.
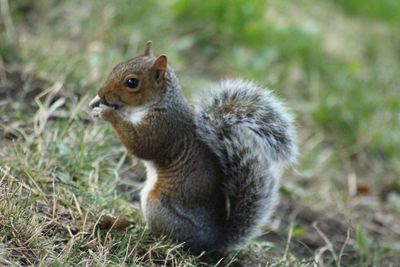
[92, 104, 116, 121]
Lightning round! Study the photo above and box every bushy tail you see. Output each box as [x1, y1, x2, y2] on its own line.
[195, 80, 297, 249]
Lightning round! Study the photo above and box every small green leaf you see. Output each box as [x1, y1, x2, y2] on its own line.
[292, 226, 305, 238]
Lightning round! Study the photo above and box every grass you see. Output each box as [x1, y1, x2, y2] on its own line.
[1, 0, 400, 265]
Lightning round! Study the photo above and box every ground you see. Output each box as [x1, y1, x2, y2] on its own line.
[1, 0, 400, 266]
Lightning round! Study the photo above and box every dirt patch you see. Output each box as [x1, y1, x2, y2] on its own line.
[0, 65, 46, 105]
[262, 196, 400, 265]
[0, 65, 47, 143]
[9, 1, 43, 32]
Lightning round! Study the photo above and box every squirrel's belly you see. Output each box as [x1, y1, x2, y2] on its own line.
[140, 160, 158, 219]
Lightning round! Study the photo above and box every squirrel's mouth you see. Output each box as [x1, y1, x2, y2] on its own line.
[89, 95, 122, 110]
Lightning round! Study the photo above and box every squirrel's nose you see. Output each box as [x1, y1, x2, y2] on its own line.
[89, 95, 102, 109]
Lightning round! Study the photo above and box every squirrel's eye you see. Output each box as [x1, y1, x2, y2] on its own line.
[125, 78, 139, 89]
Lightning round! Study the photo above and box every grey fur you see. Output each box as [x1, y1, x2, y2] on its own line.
[195, 79, 297, 249]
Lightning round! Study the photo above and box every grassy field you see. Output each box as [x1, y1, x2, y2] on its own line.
[1, 0, 400, 266]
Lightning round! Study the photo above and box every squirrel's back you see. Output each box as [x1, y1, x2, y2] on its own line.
[195, 79, 297, 249]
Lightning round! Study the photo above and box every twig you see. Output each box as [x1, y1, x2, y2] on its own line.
[313, 221, 338, 264]
[283, 221, 294, 261]
[338, 225, 351, 267]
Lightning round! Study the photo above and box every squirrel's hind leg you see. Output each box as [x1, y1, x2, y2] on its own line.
[145, 198, 222, 253]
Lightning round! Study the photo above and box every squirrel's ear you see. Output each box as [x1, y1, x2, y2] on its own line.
[152, 55, 167, 82]
[143, 40, 153, 56]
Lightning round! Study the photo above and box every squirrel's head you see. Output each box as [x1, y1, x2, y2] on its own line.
[89, 41, 169, 112]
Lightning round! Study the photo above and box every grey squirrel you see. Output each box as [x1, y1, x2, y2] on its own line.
[89, 41, 297, 253]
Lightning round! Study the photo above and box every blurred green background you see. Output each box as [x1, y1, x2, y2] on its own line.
[4, 0, 399, 172]
[1, 0, 400, 265]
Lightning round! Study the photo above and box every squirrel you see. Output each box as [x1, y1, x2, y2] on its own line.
[89, 41, 297, 253]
